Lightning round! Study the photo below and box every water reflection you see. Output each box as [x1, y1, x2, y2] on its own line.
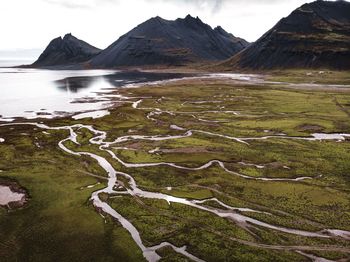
[103, 71, 190, 87]
[54, 71, 192, 94]
[54, 76, 97, 93]
[0, 68, 193, 120]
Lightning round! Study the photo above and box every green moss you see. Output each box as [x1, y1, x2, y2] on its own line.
[0, 126, 144, 261]
[1, 72, 350, 261]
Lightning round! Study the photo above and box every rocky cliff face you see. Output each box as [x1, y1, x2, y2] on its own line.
[223, 0, 350, 70]
[32, 34, 101, 67]
[89, 15, 249, 68]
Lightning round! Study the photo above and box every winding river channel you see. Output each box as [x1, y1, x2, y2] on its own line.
[2, 107, 350, 261]
[1, 73, 350, 261]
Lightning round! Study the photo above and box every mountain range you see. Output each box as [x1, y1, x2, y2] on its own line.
[31, 15, 248, 68]
[29, 0, 350, 70]
[89, 15, 248, 67]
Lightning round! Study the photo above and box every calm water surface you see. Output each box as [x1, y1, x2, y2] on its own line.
[0, 60, 190, 121]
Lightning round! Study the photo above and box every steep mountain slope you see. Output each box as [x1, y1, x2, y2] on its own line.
[32, 34, 101, 67]
[223, 0, 350, 70]
[89, 15, 248, 67]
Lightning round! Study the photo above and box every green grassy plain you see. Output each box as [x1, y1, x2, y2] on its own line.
[1, 72, 350, 261]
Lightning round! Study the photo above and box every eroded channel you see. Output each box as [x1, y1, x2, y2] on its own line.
[2, 120, 350, 261]
[2, 78, 350, 261]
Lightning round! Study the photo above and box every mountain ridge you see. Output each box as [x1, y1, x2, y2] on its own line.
[221, 0, 350, 70]
[31, 33, 101, 67]
[88, 14, 249, 68]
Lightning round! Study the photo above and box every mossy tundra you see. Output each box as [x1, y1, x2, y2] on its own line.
[1, 72, 350, 261]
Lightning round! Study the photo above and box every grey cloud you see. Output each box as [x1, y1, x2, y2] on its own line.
[42, 0, 227, 12]
[42, 0, 92, 9]
[149, 0, 227, 13]
[40, 0, 320, 13]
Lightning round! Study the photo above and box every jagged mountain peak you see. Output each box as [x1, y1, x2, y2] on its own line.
[32, 33, 101, 67]
[176, 14, 207, 28]
[146, 14, 205, 27]
[90, 15, 248, 68]
[184, 14, 201, 21]
[63, 33, 74, 40]
[30, 16, 248, 69]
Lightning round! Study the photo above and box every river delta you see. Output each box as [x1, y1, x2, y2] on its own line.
[0, 70, 350, 261]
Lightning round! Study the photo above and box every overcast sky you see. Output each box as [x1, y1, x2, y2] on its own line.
[0, 0, 337, 53]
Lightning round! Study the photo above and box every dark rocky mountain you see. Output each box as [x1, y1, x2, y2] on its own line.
[31, 34, 101, 67]
[89, 15, 249, 68]
[223, 0, 350, 70]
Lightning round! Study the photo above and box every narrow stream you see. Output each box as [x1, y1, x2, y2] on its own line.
[2, 120, 350, 261]
[1, 97, 350, 261]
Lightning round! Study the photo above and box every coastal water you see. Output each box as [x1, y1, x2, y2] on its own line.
[0, 60, 190, 121]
